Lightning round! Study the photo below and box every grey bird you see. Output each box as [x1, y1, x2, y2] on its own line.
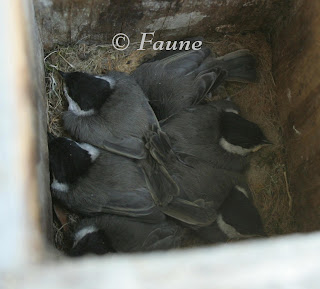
[59, 70, 158, 160]
[159, 99, 271, 172]
[196, 186, 265, 243]
[68, 186, 264, 256]
[68, 215, 185, 255]
[132, 47, 257, 120]
[48, 135, 165, 222]
[48, 136, 221, 227]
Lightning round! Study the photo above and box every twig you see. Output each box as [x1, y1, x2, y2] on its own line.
[58, 53, 75, 68]
[54, 222, 70, 244]
[270, 72, 276, 87]
[44, 50, 58, 61]
[283, 171, 292, 212]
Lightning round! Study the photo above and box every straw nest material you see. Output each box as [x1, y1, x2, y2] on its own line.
[45, 32, 296, 252]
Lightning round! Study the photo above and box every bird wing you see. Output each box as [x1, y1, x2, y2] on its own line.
[53, 186, 165, 223]
[142, 129, 218, 226]
[99, 134, 146, 160]
[131, 48, 214, 120]
[156, 47, 212, 76]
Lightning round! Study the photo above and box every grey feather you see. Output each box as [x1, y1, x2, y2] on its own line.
[132, 47, 256, 120]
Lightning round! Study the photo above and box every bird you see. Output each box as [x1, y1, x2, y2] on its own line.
[48, 135, 166, 223]
[68, 214, 185, 255]
[59, 70, 159, 160]
[68, 185, 264, 255]
[159, 99, 271, 172]
[68, 223, 116, 256]
[132, 47, 257, 120]
[48, 136, 224, 227]
[195, 185, 265, 243]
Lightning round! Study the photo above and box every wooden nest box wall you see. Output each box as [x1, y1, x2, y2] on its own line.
[1, 0, 320, 287]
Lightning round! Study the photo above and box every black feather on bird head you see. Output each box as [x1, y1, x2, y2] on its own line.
[58, 71, 115, 113]
[220, 111, 271, 150]
[48, 137, 96, 185]
[68, 229, 115, 257]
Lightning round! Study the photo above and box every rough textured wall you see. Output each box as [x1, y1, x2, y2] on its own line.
[272, 0, 320, 232]
[34, 0, 289, 50]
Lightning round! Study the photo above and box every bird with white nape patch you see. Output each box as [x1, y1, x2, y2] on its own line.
[69, 215, 186, 255]
[196, 185, 265, 243]
[48, 135, 165, 223]
[159, 99, 271, 173]
[58, 70, 157, 160]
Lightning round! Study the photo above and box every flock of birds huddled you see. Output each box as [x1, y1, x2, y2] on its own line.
[48, 38, 271, 256]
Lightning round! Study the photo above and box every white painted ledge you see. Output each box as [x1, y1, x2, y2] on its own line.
[2, 232, 320, 289]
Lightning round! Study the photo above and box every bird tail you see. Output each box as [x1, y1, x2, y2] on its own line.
[216, 49, 257, 83]
[196, 49, 257, 83]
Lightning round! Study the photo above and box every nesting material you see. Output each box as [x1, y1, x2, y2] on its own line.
[45, 32, 295, 251]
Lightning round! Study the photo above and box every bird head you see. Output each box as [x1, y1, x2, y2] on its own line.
[219, 111, 272, 156]
[48, 136, 99, 192]
[219, 186, 266, 237]
[58, 70, 115, 116]
[69, 225, 114, 257]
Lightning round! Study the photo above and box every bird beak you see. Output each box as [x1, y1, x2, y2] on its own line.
[262, 139, 273, 145]
[252, 140, 272, 152]
[57, 70, 67, 79]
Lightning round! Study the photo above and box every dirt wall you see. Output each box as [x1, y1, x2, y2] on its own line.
[272, 0, 320, 231]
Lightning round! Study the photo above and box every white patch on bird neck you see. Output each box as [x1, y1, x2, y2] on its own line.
[219, 137, 252, 156]
[73, 226, 98, 247]
[224, 108, 239, 114]
[95, 75, 116, 89]
[63, 85, 95, 116]
[77, 143, 100, 161]
[217, 214, 244, 239]
[235, 185, 249, 198]
[51, 178, 69, 192]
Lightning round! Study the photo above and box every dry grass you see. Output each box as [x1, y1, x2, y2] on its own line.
[45, 32, 296, 251]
